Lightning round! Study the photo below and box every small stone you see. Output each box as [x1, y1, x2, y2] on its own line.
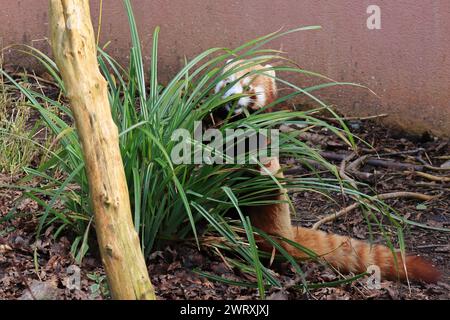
[440, 160, 450, 169]
[18, 280, 61, 300]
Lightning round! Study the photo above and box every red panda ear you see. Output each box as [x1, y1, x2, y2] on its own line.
[264, 64, 276, 78]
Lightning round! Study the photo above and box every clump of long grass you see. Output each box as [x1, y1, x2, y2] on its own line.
[0, 72, 46, 176]
[0, 0, 418, 296]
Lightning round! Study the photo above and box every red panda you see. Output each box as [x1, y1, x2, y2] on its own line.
[213, 59, 441, 283]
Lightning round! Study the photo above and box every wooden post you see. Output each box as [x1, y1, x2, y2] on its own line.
[49, 0, 155, 300]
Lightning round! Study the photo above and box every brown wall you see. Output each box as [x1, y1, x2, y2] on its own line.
[1, 0, 449, 137]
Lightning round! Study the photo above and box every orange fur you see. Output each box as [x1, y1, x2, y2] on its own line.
[290, 227, 441, 282]
[218, 60, 441, 283]
[250, 158, 441, 283]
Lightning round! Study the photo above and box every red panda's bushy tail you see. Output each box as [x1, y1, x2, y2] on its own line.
[289, 226, 441, 283]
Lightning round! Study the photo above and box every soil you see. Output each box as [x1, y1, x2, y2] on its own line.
[0, 118, 449, 300]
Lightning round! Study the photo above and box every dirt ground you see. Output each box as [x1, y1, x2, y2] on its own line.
[0, 119, 449, 300]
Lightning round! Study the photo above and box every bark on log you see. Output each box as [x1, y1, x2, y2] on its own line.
[49, 0, 155, 300]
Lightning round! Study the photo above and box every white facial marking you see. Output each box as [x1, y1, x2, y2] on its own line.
[264, 65, 276, 78]
[215, 80, 225, 93]
[234, 107, 243, 114]
[254, 85, 266, 107]
[238, 96, 251, 108]
[242, 76, 251, 86]
[224, 104, 243, 115]
[223, 83, 243, 98]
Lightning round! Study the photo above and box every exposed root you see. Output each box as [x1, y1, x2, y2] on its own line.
[312, 192, 436, 230]
[411, 171, 450, 182]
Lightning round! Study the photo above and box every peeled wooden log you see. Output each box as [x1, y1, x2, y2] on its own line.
[49, 0, 155, 300]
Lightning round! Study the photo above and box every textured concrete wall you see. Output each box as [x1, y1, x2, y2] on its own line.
[1, 0, 449, 137]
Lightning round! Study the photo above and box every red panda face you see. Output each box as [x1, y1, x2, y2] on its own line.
[214, 60, 277, 116]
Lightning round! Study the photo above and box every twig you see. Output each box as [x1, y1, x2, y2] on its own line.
[374, 191, 435, 201]
[312, 202, 360, 230]
[377, 148, 425, 157]
[424, 152, 433, 166]
[341, 114, 388, 121]
[284, 159, 375, 182]
[367, 158, 424, 171]
[411, 171, 450, 182]
[318, 113, 388, 123]
[339, 153, 357, 189]
[435, 141, 448, 153]
[347, 155, 370, 172]
[320, 151, 424, 171]
[279, 125, 333, 146]
[213, 247, 233, 272]
[411, 182, 450, 191]
[416, 244, 449, 249]
[12, 72, 57, 87]
[312, 191, 436, 230]
[346, 155, 374, 182]
[423, 164, 450, 172]
[416, 154, 450, 171]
